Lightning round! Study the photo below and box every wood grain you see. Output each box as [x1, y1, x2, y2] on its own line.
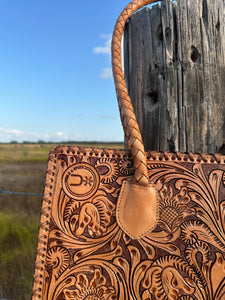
[124, 0, 225, 153]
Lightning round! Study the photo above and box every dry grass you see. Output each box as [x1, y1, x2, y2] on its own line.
[0, 142, 124, 300]
[0, 142, 124, 163]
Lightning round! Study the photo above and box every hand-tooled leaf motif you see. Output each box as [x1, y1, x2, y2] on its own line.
[46, 246, 70, 279]
[142, 256, 205, 300]
[38, 150, 225, 300]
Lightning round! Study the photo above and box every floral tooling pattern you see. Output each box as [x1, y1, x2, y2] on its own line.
[36, 149, 225, 300]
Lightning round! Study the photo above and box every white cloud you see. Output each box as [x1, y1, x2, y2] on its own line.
[100, 68, 113, 79]
[100, 33, 111, 39]
[93, 34, 113, 79]
[93, 36, 111, 55]
[0, 127, 124, 143]
[57, 132, 64, 136]
[93, 34, 124, 79]
[0, 127, 24, 137]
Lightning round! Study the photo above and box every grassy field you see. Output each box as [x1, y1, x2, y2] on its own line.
[0, 142, 124, 163]
[0, 142, 124, 300]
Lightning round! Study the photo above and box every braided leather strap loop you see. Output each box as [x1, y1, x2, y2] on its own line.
[112, 0, 157, 185]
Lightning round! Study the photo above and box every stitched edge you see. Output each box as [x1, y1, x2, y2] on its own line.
[31, 149, 57, 299]
[116, 181, 159, 239]
[30, 145, 225, 296]
[52, 146, 225, 164]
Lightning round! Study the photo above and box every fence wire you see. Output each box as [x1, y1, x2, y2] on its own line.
[0, 189, 43, 197]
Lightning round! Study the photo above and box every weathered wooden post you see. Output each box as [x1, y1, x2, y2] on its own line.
[124, 0, 225, 153]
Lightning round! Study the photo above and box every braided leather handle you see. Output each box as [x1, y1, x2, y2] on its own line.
[112, 0, 157, 185]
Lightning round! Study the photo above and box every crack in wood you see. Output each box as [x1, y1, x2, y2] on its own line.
[124, 0, 225, 153]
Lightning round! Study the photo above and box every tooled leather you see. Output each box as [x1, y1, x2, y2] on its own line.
[32, 146, 225, 300]
[112, 0, 158, 185]
[32, 150, 56, 299]
[116, 181, 159, 239]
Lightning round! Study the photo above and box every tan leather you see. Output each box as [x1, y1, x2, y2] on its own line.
[112, 0, 160, 239]
[112, 0, 158, 185]
[32, 147, 225, 300]
[116, 180, 159, 239]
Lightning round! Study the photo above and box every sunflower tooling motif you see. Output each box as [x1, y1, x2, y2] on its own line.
[63, 268, 116, 300]
[34, 148, 225, 300]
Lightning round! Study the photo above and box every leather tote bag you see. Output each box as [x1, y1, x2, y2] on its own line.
[32, 0, 225, 299]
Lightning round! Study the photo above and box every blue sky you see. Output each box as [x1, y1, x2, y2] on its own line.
[0, 0, 134, 143]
